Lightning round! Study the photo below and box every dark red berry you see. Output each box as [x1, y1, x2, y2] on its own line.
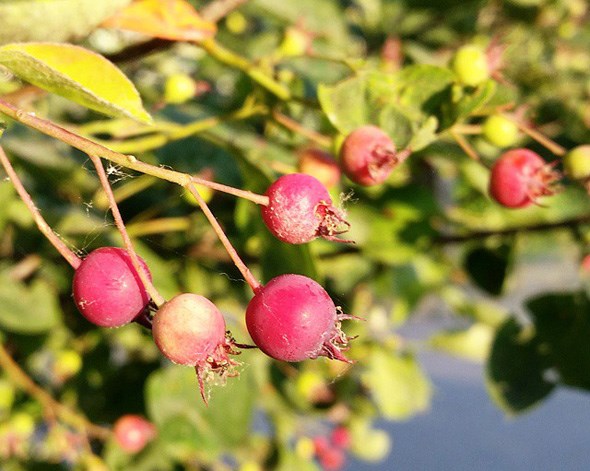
[261, 173, 350, 244]
[488, 148, 560, 208]
[339, 125, 410, 186]
[72, 247, 151, 327]
[245, 274, 352, 363]
[113, 415, 156, 454]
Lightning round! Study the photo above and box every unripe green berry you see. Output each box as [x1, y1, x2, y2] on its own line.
[164, 73, 196, 104]
[452, 45, 490, 86]
[53, 350, 82, 380]
[482, 115, 520, 148]
[563, 145, 590, 180]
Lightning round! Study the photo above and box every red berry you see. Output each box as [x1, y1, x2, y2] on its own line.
[245, 274, 352, 363]
[339, 125, 410, 186]
[152, 293, 237, 401]
[261, 173, 350, 244]
[318, 446, 346, 471]
[72, 247, 151, 327]
[113, 415, 156, 454]
[330, 426, 351, 449]
[488, 148, 560, 208]
[297, 148, 341, 189]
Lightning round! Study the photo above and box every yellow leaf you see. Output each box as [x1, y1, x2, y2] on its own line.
[102, 0, 216, 42]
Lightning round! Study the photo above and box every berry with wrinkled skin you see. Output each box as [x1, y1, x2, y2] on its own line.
[262, 173, 350, 244]
[152, 293, 238, 402]
[488, 148, 560, 208]
[339, 125, 409, 186]
[246, 274, 352, 363]
[563, 145, 590, 180]
[298, 148, 341, 189]
[72, 247, 151, 327]
[113, 415, 156, 454]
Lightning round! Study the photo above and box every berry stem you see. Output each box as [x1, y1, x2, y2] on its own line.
[0, 99, 268, 206]
[0, 342, 111, 440]
[271, 110, 332, 148]
[191, 175, 269, 206]
[186, 182, 262, 293]
[198, 39, 292, 101]
[450, 129, 481, 161]
[503, 114, 566, 156]
[88, 153, 166, 307]
[0, 145, 81, 270]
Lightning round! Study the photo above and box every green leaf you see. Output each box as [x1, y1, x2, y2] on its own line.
[464, 243, 512, 296]
[362, 349, 431, 420]
[0, 271, 61, 334]
[0, 42, 151, 123]
[0, 0, 130, 45]
[430, 323, 494, 362]
[486, 317, 555, 415]
[526, 292, 590, 390]
[146, 357, 255, 458]
[442, 79, 497, 127]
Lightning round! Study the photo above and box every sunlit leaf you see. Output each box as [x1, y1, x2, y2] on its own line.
[102, 0, 216, 42]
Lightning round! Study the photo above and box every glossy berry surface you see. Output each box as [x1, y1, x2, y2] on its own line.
[72, 247, 151, 327]
[452, 45, 490, 86]
[113, 415, 156, 454]
[246, 274, 351, 362]
[489, 148, 559, 208]
[482, 114, 519, 148]
[298, 148, 341, 189]
[339, 125, 406, 186]
[152, 293, 226, 366]
[563, 145, 590, 180]
[262, 173, 349, 244]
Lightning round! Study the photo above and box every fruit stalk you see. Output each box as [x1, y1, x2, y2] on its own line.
[88, 153, 165, 307]
[186, 182, 262, 293]
[0, 145, 81, 269]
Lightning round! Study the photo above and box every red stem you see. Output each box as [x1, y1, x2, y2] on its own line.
[186, 182, 261, 293]
[0, 145, 81, 269]
[88, 154, 165, 307]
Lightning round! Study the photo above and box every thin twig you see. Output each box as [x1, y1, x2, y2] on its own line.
[88, 154, 166, 307]
[0, 145, 81, 269]
[272, 110, 332, 148]
[0, 343, 111, 441]
[186, 182, 261, 293]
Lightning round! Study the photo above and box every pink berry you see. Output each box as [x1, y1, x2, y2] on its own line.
[488, 148, 560, 208]
[113, 415, 156, 454]
[330, 426, 351, 449]
[298, 148, 341, 189]
[261, 173, 350, 244]
[339, 125, 410, 186]
[72, 247, 151, 327]
[152, 293, 237, 401]
[318, 447, 346, 471]
[245, 274, 352, 363]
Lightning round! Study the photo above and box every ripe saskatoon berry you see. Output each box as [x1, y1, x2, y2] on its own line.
[262, 173, 350, 244]
[113, 415, 156, 454]
[488, 148, 560, 208]
[245, 274, 353, 363]
[152, 293, 238, 401]
[72, 247, 151, 327]
[452, 45, 490, 86]
[563, 145, 590, 180]
[339, 125, 410, 186]
[298, 148, 341, 189]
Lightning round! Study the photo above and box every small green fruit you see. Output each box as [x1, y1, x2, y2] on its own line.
[452, 45, 490, 86]
[0, 379, 15, 412]
[563, 145, 590, 180]
[164, 73, 197, 104]
[54, 350, 83, 380]
[482, 115, 520, 148]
